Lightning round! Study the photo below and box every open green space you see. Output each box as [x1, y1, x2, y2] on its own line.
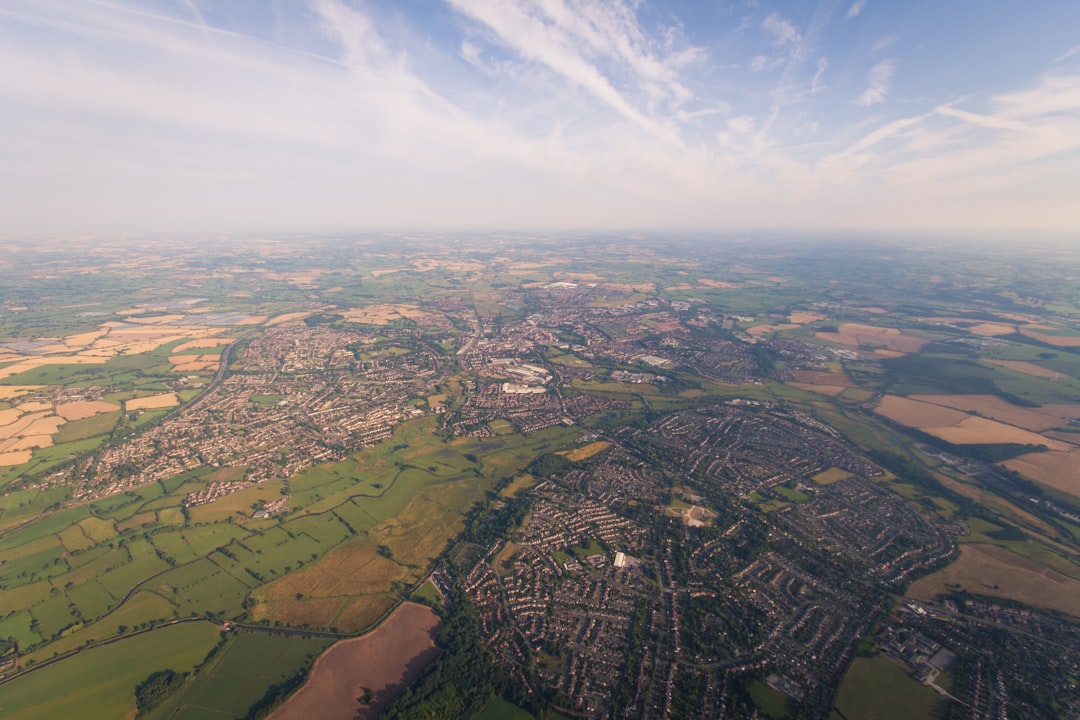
[0, 621, 221, 720]
[830, 655, 948, 720]
[472, 697, 536, 720]
[145, 631, 331, 720]
[750, 681, 793, 719]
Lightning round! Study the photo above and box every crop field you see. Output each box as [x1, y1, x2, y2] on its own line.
[874, 394, 1073, 448]
[907, 544, 1080, 617]
[1005, 449, 1080, 498]
[874, 394, 969, 428]
[930, 416, 1071, 448]
[0, 621, 221, 720]
[814, 323, 927, 354]
[269, 602, 440, 720]
[907, 394, 1065, 432]
[126, 392, 179, 410]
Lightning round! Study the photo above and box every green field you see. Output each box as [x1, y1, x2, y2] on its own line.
[472, 697, 536, 720]
[145, 631, 331, 720]
[830, 655, 949, 720]
[0, 622, 221, 720]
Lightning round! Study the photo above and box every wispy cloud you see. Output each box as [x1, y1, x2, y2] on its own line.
[855, 59, 894, 106]
[846, 0, 867, 20]
[811, 57, 828, 94]
[761, 11, 802, 57]
[1054, 45, 1080, 63]
[0, 0, 1077, 235]
[447, 0, 701, 145]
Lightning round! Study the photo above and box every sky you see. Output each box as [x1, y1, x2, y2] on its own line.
[1, 0, 1079, 237]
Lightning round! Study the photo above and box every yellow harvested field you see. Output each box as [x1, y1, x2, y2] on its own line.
[0, 435, 52, 452]
[875, 395, 968, 428]
[56, 400, 121, 421]
[63, 330, 108, 347]
[0, 408, 23, 426]
[928, 416, 1072, 450]
[1020, 327, 1080, 347]
[170, 361, 218, 373]
[858, 306, 888, 314]
[908, 394, 1064, 432]
[984, 359, 1064, 378]
[698, 279, 741, 288]
[340, 304, 432, 325]
[874, 349, 906, 358]
[907, 544, 1080, 618]
[369, 268, 402, 277]
[0, 356, 108, 379]
[126, 393, 180, 410]
[16, 401, 52, 412]
[967, 322, 1016, 336]
[0, 412, 65, 441]
[789, 383, 847, 397]
[24, 415, 66, 436]
[815, 323, 927, 353]
[0, 386, 42, 400]
[789, 312, 826, 324]
[0, 450, 32, 466]
[1005, 449, 1080, 498]
[562, 441, 612, 462]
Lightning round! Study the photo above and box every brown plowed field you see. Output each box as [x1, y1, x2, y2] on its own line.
[269, 602, 440, 720]
[1020, 328, 1080, 347]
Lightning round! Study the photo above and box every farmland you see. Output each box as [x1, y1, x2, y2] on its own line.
[269, 602, 440, 720]
[907, 544, 1080, 618]
[2, 236, 1080, 718]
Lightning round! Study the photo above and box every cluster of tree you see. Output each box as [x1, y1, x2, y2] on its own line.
[134, 669, 187, 716]
[382, 588, 533, 719]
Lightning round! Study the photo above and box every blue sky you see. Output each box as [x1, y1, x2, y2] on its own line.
[1, 0, 1078, 236]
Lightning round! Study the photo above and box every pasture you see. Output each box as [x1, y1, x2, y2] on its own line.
[830, 655, 947, 720]
[0, 621, 220, 720]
